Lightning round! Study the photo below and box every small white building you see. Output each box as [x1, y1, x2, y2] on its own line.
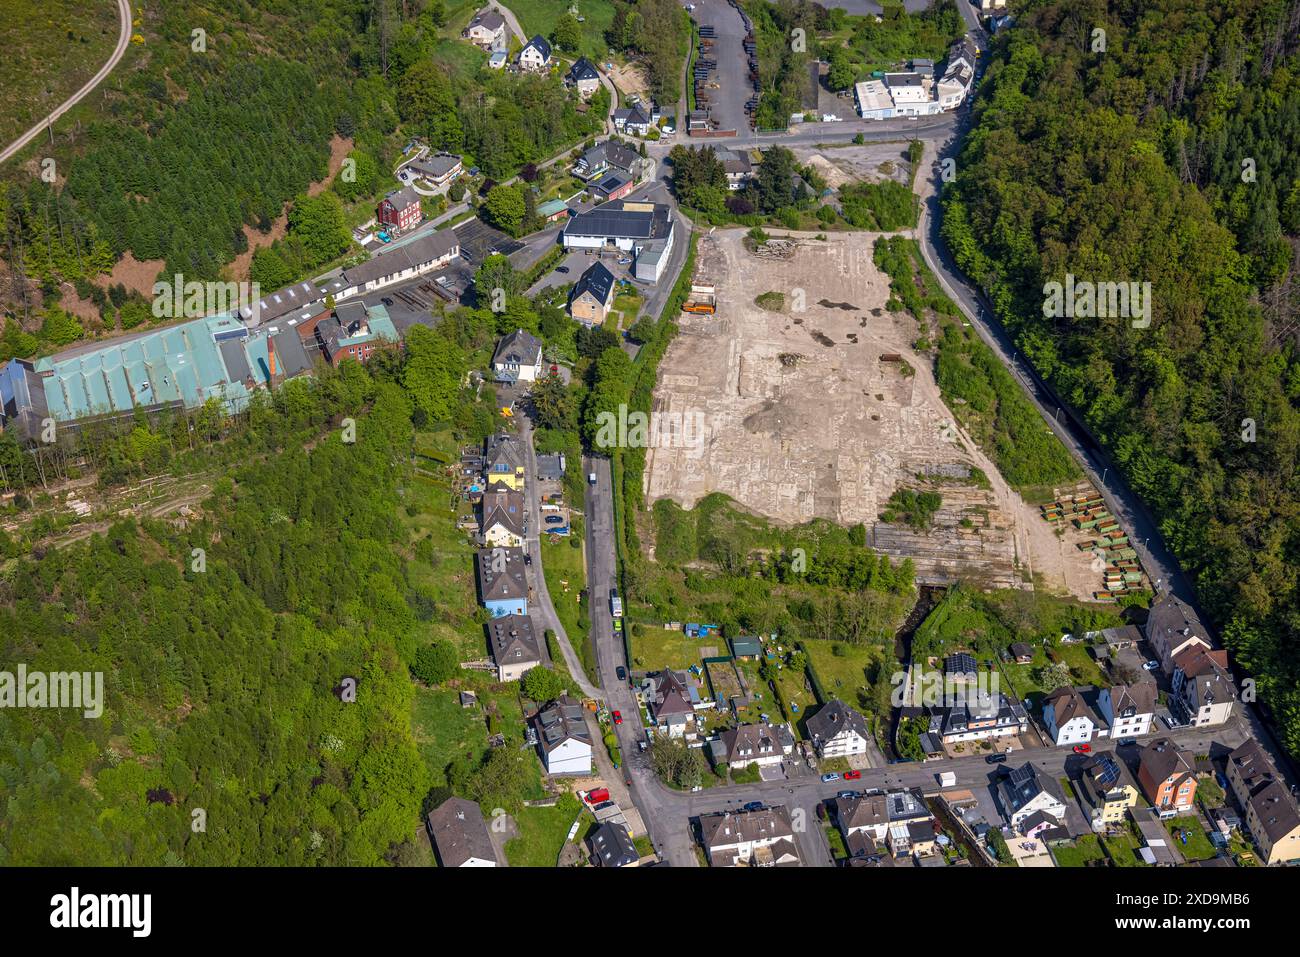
[535, 697, 593, 775]
[997, 763, 1068, 831]
[1096, 682, 1156, 739]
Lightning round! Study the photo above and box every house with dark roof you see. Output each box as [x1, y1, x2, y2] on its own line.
[1076, 750, 1141, 832]
[537, 452, 565, 481]
[569, 261, 618, 324]
[698, 805, 800, 867]
[997, 763, 1068, 831]
[1170, 644, 1236, 727]
[426, 797, 498, 867]
[1146, 595, 1210, 675]
[729, 636, 762, 659]
[463, 8, 507, 48]
[377, 185, 423, 235]
[484, 432, 526, 490]
[476, 545, 528, 617]
[407, 152, 464, 189]
[589, 820, 639, 866]
[713, 722, 794, 770]
[718, 149, 753, 190]
[566, 57, 602, 98]
[613, 102, 653, 135]
[518, 35, 552, 71]
[1096, 680, 1156, 739]
[642, 669, 699, 738]
[1226, 740, 1300, 864]
[486, 613, 540, 682]
[267, 327, 313, 382]
[591, 170, 635, 202]
[574, 140, 641, 180]
[1042, 685, 1098, 746]
[1009, 642, 1034, 664]
[491, 328, 544, 382]
[1136, 738, 1197, 817]
[943, 652, 978, 681]
[926, 692, 1027, 747]
[836, 793, 890, 841]
[533, 695, 592, 775]
[806, 699, 870, 759]
[481, 486, 526, 548]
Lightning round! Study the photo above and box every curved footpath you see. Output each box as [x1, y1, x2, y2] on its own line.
[0, 0, 133, 166]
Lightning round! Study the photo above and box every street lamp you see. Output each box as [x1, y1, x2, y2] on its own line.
[1100, 467, 1108, 484]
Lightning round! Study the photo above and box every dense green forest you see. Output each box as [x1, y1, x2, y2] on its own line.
[942, 0, 1300, 753]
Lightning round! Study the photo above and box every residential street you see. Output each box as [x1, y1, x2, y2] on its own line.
[516, 411, 601, 700]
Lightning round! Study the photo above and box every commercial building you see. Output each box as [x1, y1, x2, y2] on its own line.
[561, 202, 675, 282]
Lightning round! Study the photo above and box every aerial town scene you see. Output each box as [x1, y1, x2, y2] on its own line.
[0, 0, 1296, 932]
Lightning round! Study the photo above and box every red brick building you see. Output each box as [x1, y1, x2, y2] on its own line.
[377, 186, 423, 235]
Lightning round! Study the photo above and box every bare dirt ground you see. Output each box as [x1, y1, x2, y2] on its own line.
[644, 229, 1098, 596]
[792, 142, 913, 189]
[608, 62, 651, 104]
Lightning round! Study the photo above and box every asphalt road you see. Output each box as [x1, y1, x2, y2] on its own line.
[1, 0, 133, 166]
[516, 410, 601, 700]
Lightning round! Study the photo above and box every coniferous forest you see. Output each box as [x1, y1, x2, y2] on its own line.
[943, 0, 1300, 753]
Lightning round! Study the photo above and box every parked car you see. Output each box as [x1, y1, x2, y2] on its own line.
[1144, 660, 1160, 670]
[1073, 744, 1092, 754]
[617, 257, 632, 265]
[837, 790, 857, 800]
[381, 297, 394, 307]
[612, 711, 622, 725]
[743, 801, 763, 811]
[556, 265, 570, 274]
[588, 472, 597, 485]
[616, 665, 627, 681]
[821, 772, 840, 783]
[986, 753, 1008, 764]
[523, 553, 532, 565]
[1118, 737, 1136, 747]
[544, 514, 565, 525]
[844, 770, 862, 780]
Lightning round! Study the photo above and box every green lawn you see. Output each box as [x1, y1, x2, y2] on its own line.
[1166, 816, 1217, 862]
[1102, 830, 1151, 867]
[1052, 834, 1106, 867]
[541, 535, 598, 685]
[412, 685, 488, 789]
[771, 663, 816, 738]
[631, 626, 711, 672]
[506, 800, 584, 867]
[825, 824, 848, 861]
[804, 639, 882, 705]
[509, 0, 617, 60]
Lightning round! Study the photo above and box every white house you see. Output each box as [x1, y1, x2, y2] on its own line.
[806, 699, 870, 758]
[463, 9, 507, 49]
[699, 806, 800, 867]
[518, 35, 552, 72]
[837, 793, 890, 841]
[534, 697, 593, 775]
[1171, 645, 1237, 727]
[566, 57, 602, 98]
[1096, 681, 1156, 739]
[481, 488, 526, 548]
[487, 613, 540, 682]
[997, 763, 1068, 831]
[715, 722, 793, 770]
[642, 670, 699, 738]
[491, 328, 544, 382]
[1146, 596, 1210, 675]
[1042, 686, 1097, 746]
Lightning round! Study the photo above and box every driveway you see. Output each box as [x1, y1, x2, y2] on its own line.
[688, 0, 754, 134]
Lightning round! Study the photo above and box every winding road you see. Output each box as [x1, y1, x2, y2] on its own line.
[0, 0, 133, 166]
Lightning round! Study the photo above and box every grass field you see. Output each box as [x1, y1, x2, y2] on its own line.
[541, 534, 598, 684]
[0, 0, 121, 145]
[1166, 816, 1217, 862]
[509, 0, 617, 60]
[505, 798, 584, 867]
[804, 639, 885, 705]
[1052, 834, 1106, 867]
[1102, 830, 1150, 867]
[630, 625, 711, 671]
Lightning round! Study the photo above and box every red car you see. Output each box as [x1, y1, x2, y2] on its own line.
[1073, 744, 1092, 754]
[843, 770, 862, 780]
[612, 710, 623, 725]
